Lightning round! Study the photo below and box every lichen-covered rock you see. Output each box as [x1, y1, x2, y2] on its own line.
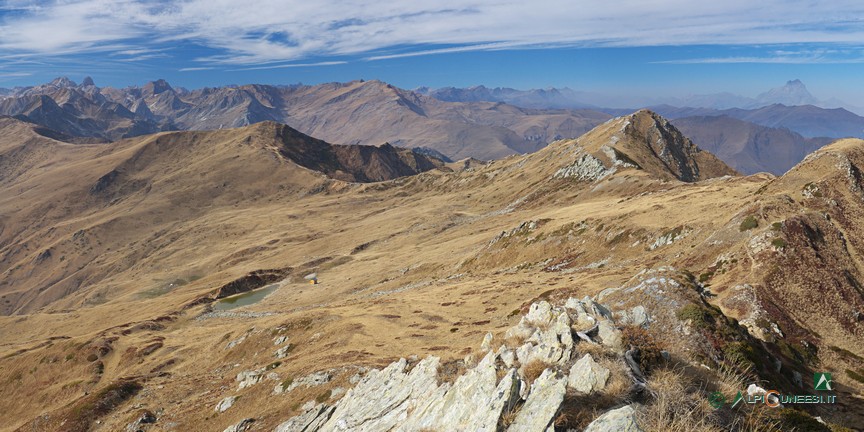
[513, 302, 574, 368]
[597, 319, 623, 352]
[236, 368, 265, 390]
[568, 354, 610, 394]
[507, 369, 566, 432]
[398, 352, 520, 432]
[617, 305, 649, 327]
[584, 405, 642, 432]
[319, 357, 440, 431]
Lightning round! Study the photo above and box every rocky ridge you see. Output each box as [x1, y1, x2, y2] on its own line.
[264, 297, 645, 432]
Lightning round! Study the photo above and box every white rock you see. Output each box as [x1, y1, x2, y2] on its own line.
[746, 384, 766, 396]
[274, 405, 334, 432]
[525, 301, 554, 326]
[319, 357, 440, 431]
[630, 306, 649, 327]
[273, 335, 288, 346]
[508, 369, 566, 432]
[274, 370, 331, 394]
[584, 405, 642, 432]
[399, 351, 517, 432]
[214, 396, 236, 413]
[568, 354, 610, 394]
[225, 335, 246, 350]
[480, 332, 494, 352]
[223, 418, 254, 432]
[274, 344, 293, 359]
[498, 346, 516, 369]
[236, 369, 265, 390]
[597, 319, 623, 352]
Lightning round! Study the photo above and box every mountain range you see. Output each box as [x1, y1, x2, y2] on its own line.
[2, 77, 864, 176]
[419, 79, 861, 113]
[1, 109, 862, 430]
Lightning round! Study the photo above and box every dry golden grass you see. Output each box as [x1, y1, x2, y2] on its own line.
[639, 367, 723, 432]
[638, 364, 784, 432]
[499, 401, 523, 429]
[1, 118, 863, 429]
[597, 357, 632, 400]
[521, 359, 551, 385]
[575, 340, 615, 358]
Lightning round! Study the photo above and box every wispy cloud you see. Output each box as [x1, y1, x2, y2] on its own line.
[2, 0, 864, 67]
[179, 67, 215, 72]
[655, 48, 864, 64]
[230, 61, 347, 71]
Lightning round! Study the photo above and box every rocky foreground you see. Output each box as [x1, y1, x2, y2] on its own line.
[196, 268, 838, 432]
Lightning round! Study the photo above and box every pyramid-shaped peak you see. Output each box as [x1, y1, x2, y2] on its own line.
[572, 109, 737, 182]
[757, 79, 818, 106]
[81, 76, 95, 87]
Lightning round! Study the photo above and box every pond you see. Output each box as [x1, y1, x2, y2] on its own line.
[213, 283, 280, 311]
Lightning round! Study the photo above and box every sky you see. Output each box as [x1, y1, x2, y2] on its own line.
[1, 0, 864, 105]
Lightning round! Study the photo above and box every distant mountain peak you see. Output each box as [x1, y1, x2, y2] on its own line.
[143, 79, 174, 96]
[757, 79, 818, 106]
[81, 76, 95, 87]
[49, 77, 76, 88]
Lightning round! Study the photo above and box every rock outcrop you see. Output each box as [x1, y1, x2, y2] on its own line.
[270, 298, 647, 431]
[583, 405, 642, 432]
[568, 354, 610, 394]
[215, 396, 236, 413]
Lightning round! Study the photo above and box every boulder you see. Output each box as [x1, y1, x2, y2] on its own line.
[319, 357, 440, 431]
[215, 396, 236, 413]
[525, 301, 554, 325]
[515, 305, 574, 368]
[275, 344, 294, 359]
[274, 335, 289, 345]
[225, 335, 246, 350]
[236, 368, 265, 390]
[597, 319, 623, 352]
[274, 404, 335, 432]
[568, 354, 610, 394]
[274, 370, 331, 394]
[399, 352, 519, 432]
[584, 405, 642, 432]
[223, 418, 254, 432]
[507, 369, 566, 432]
[480, 332, 494, 352]
[125, 410, 156, 432]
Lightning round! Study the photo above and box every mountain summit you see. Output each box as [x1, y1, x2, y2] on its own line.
[756, 79, 820, 106]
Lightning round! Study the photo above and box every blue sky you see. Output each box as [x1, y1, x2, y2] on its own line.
[1, 0, 864, 105]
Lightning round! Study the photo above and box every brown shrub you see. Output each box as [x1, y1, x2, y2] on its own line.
[621, 325, 665, 374]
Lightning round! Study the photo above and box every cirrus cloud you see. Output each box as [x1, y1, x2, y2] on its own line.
[1, 0, 864, 67]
